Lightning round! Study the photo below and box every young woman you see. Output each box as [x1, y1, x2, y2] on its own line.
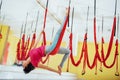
[22, 9, 70, 75]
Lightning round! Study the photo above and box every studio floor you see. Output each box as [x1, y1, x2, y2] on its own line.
[0, 65, 79, 80]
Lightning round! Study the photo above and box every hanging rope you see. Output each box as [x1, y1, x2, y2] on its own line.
[28, 11, 39, 51]
[21, 13, 28, 60]
[81, 33, 87, 75]
[25, 11, 40, 60]
[16, 13, 28, 60]
[100, 37, 104, 71]
[66, 5, 72, 72]
[68, 0, 71, 27]
[36, 0, 61, 24]
[17, 24, 23, 60]
[21, 34, 25, 60]
[41, 0, 49, 46]
[25, 21, 34, 60]
[82, 6, 89, 75]
[93, 0, 102, 74]
[115, 40, 119, 76]
[40, 31, 48, 64]
[24, 35, 30, 60]
[99, 16, 104, 72]
[0, 25, 2, 39]
[115, 14, 119, 76]
[16, 39, 21, 60]
[41, 31, 46, 46]
[39, 0, 49, 64]
[24, 10, 40, 60]
[0, 0, 2, 19]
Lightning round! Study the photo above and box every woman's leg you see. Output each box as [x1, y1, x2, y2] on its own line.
[46, 46, 70, 67]
[57, 47, 70, 68]
[45, 17, 66, 53]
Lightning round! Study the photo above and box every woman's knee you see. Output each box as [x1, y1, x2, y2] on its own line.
[66, 49, 71, 55]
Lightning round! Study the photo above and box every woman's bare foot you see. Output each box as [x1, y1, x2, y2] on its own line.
[58, 70, 61, 75]
[58, 66, 62, 75]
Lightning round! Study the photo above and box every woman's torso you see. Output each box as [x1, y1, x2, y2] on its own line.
[29, 46, 45, 67]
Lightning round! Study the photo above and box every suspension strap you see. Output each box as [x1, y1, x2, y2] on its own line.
[49, 13, 69, 55]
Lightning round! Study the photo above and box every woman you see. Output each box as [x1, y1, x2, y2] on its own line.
[22, 9, 70, 75]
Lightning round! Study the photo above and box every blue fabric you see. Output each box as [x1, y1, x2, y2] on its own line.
[45, 17, 66, 53]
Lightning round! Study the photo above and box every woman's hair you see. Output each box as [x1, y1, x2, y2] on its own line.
[23, 62, 35, 74]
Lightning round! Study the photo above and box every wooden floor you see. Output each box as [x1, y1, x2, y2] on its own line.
[0, 65, 78, 80]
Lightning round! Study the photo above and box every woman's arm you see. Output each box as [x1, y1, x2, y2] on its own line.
[37, 62, 61, 75]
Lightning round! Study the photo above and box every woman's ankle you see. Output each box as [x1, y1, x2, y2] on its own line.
[58, 65, 62, 73]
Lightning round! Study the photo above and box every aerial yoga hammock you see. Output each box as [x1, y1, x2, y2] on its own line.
[22, 9, 70, 75]
[40, 0, 71, 64]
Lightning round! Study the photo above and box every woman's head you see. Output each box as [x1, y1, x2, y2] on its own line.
[23, 62, 35, 74]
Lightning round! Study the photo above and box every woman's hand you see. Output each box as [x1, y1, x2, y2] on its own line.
[22, 58, 30, 68]
[22, 61, 28, 68]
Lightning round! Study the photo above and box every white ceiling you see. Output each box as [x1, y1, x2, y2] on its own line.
[0, 0, 120, 42]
